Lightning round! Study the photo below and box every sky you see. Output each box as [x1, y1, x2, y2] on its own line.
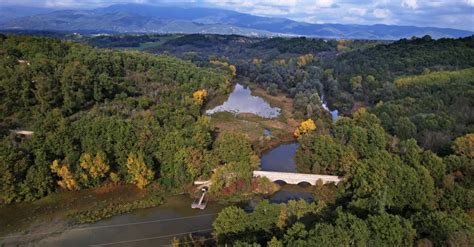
[2, 0, 474, 31]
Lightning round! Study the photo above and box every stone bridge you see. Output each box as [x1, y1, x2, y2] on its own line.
[253, 171, 343, 185]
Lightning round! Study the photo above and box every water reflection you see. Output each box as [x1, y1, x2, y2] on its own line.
[269, 185, 314, 203]
[260, 143, 299, 172]
[206, 84, 281, 118]
[35, 195, 224, 247]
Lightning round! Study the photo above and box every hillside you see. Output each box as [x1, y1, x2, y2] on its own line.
[1, 4, 473, 40]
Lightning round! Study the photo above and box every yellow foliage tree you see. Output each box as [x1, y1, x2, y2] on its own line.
[297, 54, 314, 67]
[79, 152, 110, 186]
[192, 89, 208, 105]
[294, 119, 316, 138]
[126, 153, 155, 189]
[228, 64, 237, 77]
[210, 60, 237, 77]
[51, 160, 79, 190]
[452, 133, 474, 159]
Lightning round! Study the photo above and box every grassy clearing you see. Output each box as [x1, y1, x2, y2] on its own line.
[208, 84, 300, 154]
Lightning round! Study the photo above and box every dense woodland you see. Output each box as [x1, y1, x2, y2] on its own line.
[1, 33, 473, 246]
[213, 109, 473, 246]
[0, 34, 248, 203]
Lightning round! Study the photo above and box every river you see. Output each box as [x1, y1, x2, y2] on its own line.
[23, 85, 329, 246]
[26, 142, 308, 246]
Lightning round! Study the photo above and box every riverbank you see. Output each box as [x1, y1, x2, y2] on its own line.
[0, 183, 168, 238]
[3, 194, 226, 246]
[206, 83, 299, 155]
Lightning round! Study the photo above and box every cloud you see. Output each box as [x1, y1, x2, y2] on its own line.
[402, 0, 418, 9]
[465, 0, 474, 6]
[373, 8, 391, 19]
[2, 0, 474, 31]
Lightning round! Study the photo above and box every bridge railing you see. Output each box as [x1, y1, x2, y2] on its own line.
[253, 170, 343, 185]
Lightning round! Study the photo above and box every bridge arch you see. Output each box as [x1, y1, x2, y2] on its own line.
[273, 179, 287, 186]
[297, 181, 312, 187]
[253, 171, 342, 186]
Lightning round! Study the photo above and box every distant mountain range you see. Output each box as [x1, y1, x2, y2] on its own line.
[1, 4, 472, 40]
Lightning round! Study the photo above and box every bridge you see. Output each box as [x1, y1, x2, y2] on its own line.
[10, 130, 34, 136]
[253, 171, 343, 185]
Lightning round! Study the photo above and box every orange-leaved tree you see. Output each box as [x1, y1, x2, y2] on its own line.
[78, 152, 110, 187]
[294, 119, 316, 138]
[51, 160, 79, 190]
[193, 89, 208, 105]
[126, 153, 155, 189]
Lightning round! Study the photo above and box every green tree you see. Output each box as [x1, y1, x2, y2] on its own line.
[367, 213, 416, 246]
[213, 206, 250, 237]
[394, 117, 417, 140]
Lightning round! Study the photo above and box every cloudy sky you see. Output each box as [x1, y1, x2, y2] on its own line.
[3, 0, 474, 31]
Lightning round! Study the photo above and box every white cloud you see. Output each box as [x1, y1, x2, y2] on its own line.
[402, 0, 418, 9]
[315, 0, 334, 8]
[373, 8, 391, 19]
[350, 7, 367, 16]
[3, 0, 474, 31]
[464, 0, 474, 6]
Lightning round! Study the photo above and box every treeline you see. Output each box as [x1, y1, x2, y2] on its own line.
[84, 34, 163, 48]
[374, 68, 474, 153]
[0, 34, 236, 203]
[332, 35, 474, 81]
[322, 36, 474, 152]
[212, 109, 473, 246]
[147, 34, 337, 120]
[324, 35, 474, 111]
[250, 37, 336, 54]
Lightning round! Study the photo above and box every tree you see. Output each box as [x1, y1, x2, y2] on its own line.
[213, 206, 250, 237]
[283, 222, 308, 246]
[307, 223, 351, 246]
[367, 213, 416, 246]
[192, 89, 208, 105]
[78, 151, 110, 187]
[411, 210, 473, 246]
[452, 133, 473, 159]
[394, 117, 417, 140]
[251, 200, 280, 232]
[421, 150, 445, 183]
[294, 119, 316, 138]
[267, 237, 284, 247]
[50, 160, 79, 191]
[212, 132, 258, 166]
[295, 134, 356, 174]
[126, 153, 154, 189]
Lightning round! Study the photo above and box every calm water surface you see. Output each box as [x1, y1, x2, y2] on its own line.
[260, 142, 314, 203]
[206, 83, 281, 118]
[34, 195, 224, 247]
[260, 143, 299, 172]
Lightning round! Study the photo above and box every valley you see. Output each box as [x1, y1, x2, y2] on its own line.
[0, 23, 473, 246]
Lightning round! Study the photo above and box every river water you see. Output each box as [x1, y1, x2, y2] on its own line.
[26, 85, 325, 246]
[321, 95, 339, 121]
[206, 83, 281, 118]
[30, 195, 224, 246]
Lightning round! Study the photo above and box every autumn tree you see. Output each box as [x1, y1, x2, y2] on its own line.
[50, 160, 79, 190]
[294, 119, 316, 138]
[126, 153, 155, 189]
[452, 133, 473, 159]
[192, 89, 208, 105]
[78, 151, 110, 187]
